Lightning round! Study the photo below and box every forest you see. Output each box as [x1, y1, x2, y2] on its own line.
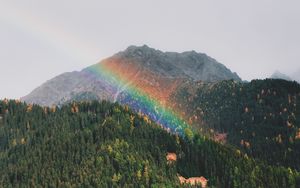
[173, 79, 300, 171]
[0, 98, 300, 187]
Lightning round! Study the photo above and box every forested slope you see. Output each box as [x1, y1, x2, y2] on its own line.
[0, 100, 299, 187]
[174, 79, 300, 171]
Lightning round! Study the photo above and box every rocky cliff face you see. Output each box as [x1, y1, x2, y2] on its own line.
[116, 45, 241, 82]
[22, 45, 241, 106]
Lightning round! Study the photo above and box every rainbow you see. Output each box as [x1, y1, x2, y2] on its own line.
[85, 63, 190, 135]
[0, 3, 192, 135]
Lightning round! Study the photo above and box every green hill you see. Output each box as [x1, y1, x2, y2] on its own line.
[173, 79, 300, 171]
[0, 99, 299, 187]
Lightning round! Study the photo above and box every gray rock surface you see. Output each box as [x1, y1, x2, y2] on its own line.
[22, 45, 242, 106]
[116, 45, 241, 81]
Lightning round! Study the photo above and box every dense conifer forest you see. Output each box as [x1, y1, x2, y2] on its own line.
[0, 99, 299, 187]
[174, 79, 300, 171]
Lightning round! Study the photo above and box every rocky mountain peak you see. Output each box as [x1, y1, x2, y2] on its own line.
[22, 45, 242, 106]
[113, 45, 241, 82]
[117, 45, 161, 59]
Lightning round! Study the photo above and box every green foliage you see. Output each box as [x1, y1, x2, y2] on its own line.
[0, 100, 179, 187]
[184, 128, 194, 141]
[0, 99, 299, 187]
[174, 79, 300, 170]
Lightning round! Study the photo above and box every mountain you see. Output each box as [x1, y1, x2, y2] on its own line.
[20, 45, 300, 172]
[4, 46, 300, 186]
[21, 45, 241, 106]
[292, 68, 300, 83]
[1, 99, 299, 187]
[271, 70, 292, 81]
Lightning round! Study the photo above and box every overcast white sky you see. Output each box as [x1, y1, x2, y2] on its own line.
[0, 0, 300, 99]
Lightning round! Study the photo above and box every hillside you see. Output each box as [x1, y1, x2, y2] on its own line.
[17, 45, 300, 186]
[172, 79, 300, 170]
[0, 100, 299, 187]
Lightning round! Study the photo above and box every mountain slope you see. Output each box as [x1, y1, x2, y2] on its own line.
[21, 45, 241, 107]
[21, 70, 115, 106]
[172, 79, 300, 170]
[1, 100, 299, 187]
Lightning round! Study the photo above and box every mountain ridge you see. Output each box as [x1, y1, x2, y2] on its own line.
[22, 45, 241, 106]
[292, 68, 300, 83]
[114, 45, 241, 81]
[271, 70, 292, 81]
[270, 69, 300, 83]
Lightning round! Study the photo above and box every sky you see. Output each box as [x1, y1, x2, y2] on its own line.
[0, 0, 300, 99]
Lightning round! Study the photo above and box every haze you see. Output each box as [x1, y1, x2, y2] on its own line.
[0, 0, 300, 99]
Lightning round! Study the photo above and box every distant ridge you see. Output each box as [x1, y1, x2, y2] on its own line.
[270, 70, 292, 81]
[291, 68, 300, 83]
